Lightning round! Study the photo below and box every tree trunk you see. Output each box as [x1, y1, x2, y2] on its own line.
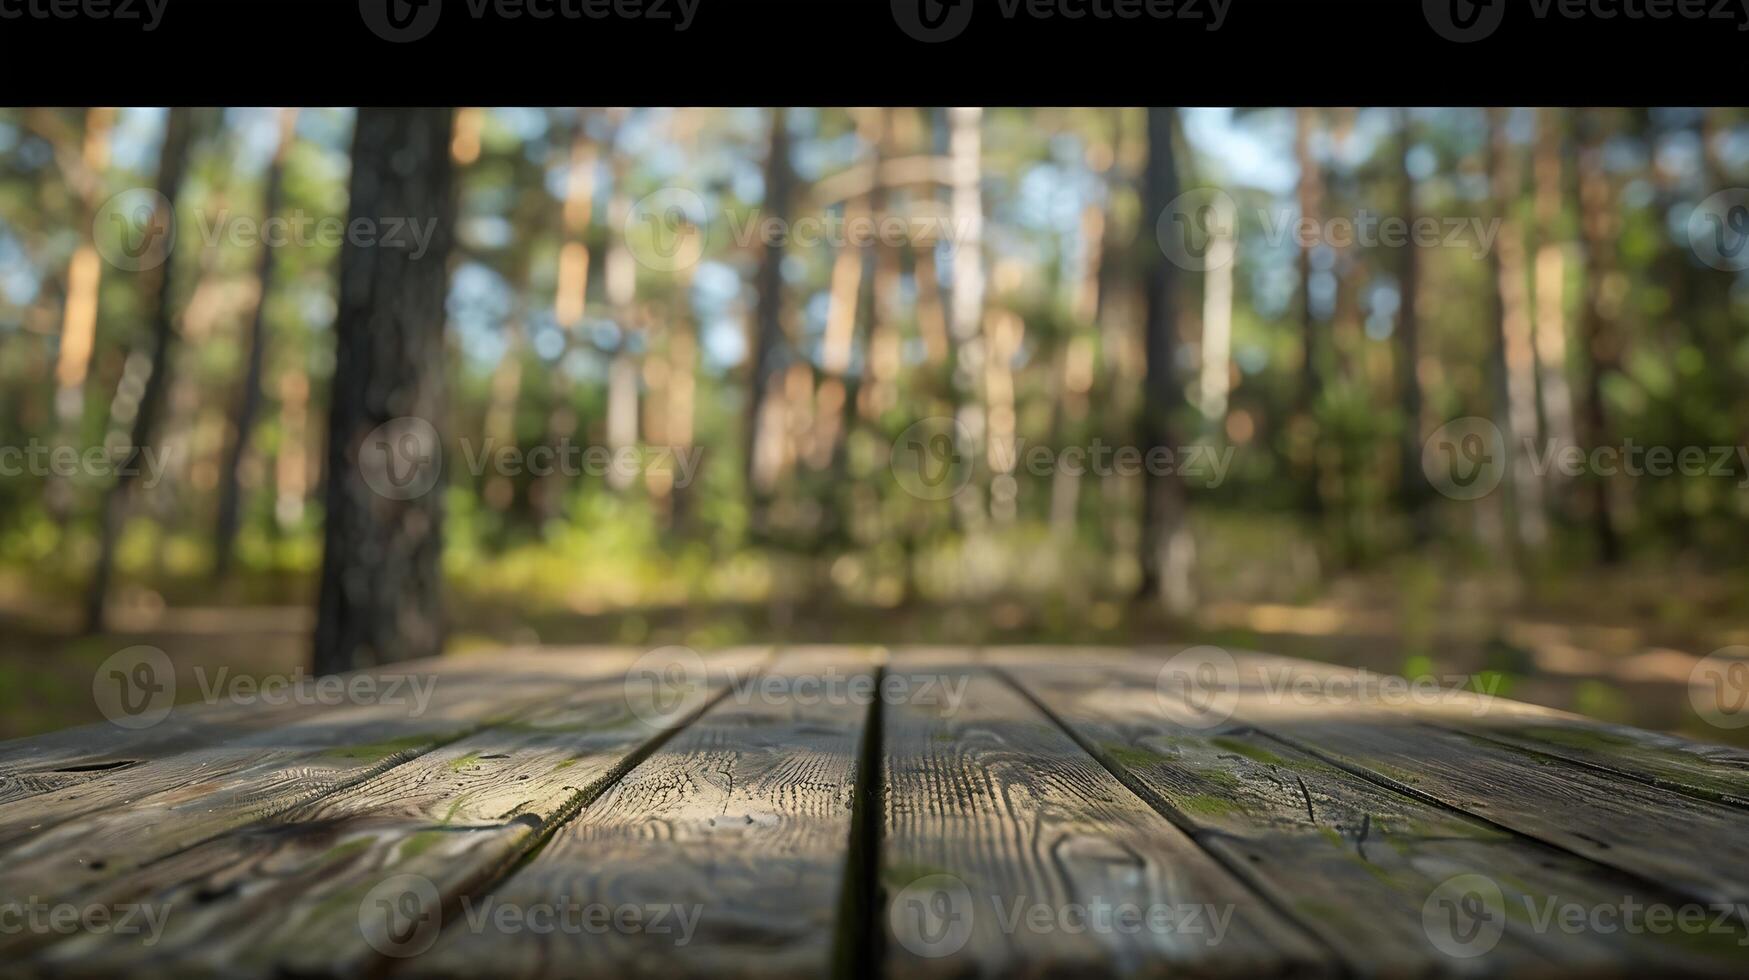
[83, 107, 196, 633]
[1573, 110, 1623, 564]
[745, 108, 792, 504]
[1137, 107, 1193, 615]
[213, 108, 297, 580]
[312, 108, 456, 674]
[1488, 107, 1547, 550]
[1396, 109, 1429, 544]
[1294, 107, 1325, 518]
[1531, 109, 1578, 465]
[948, 106, 987, 529]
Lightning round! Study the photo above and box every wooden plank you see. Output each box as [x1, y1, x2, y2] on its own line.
[1413, 702, 1749, 810]
[17, 647, 771, 976]
[0, 649, 617, 807]
[0, 648, 552, 770]
[878, 657, 1328, 978]
[403, 647, 876, 979]
[1106, 649, 1749, 907]
[0, 650, 647, 906]
[998, 654, 1749, 974]
[1019, 644, 1749, 812]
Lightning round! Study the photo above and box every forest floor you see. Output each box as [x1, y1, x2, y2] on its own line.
[1, 557, 1743, 745]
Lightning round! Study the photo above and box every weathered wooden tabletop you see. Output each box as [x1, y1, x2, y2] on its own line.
[2, 645, 1747, 978]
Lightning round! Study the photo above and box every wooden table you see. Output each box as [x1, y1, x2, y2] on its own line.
[2, 645, 1747, 977]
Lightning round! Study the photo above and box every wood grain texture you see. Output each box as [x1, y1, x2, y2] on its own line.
[1422, 707, 1749, 809]
[1111, 653, 1749, 908]
[999, 655, 1749, 976]
[0, 651, 643, 909]
[18, 648, 772, 978]
[0, 649, 615, 806]
[404, 647, 876, 980]
[878, 656, 1328, 979]
[1010, 645, 1749, 811]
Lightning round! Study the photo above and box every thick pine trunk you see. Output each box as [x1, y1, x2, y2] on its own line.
[312, 108, 456, 674]
[1137, 106, 1193, 614]
[745, 108, 792, 505]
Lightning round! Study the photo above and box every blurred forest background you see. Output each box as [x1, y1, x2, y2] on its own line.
[1, 107, 1747, 742]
